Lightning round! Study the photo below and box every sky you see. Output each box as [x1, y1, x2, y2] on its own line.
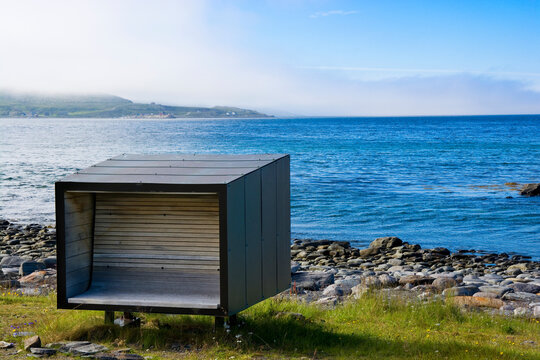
[1, 0, 540, 116]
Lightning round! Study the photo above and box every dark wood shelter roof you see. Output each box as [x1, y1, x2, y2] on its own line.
[60, 154, 288, 185]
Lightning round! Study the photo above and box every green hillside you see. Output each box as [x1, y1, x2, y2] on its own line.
[0, 91, 271, 118]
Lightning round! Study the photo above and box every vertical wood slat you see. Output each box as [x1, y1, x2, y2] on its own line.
[226, 179, 246, 313]
[261, 163, 277, 298]
[276, 156, 291, 291]
[244, 171, 263, 304]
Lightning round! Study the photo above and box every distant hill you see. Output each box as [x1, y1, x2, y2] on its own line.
[0, 91, 271, 118]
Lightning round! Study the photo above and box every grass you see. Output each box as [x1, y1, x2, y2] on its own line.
[0, 291, 539, 359]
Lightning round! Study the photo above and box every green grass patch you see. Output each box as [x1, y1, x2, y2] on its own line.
[1, 292, 539, 359]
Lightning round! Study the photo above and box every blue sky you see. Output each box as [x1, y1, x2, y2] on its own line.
[1, 0, 540, 115]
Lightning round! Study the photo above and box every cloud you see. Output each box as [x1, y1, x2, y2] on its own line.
[0, 1, 539, 116]
[309, 10, 357, 18]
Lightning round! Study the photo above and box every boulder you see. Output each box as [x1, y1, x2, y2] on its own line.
[520, 183, 540, 197]
[442, 286, 479, 297]
[0, 256, 24, 268]
[369, 236, 402, 249]
[478, 285, 513, 298]
[322, 284, 349, 297]
[508, 282, 540, 294]
[70, 343, 108, 356]
[0, 341, 14, 349]
[502, 292, 540, 302]
[432, 277, 458, 290]
[19, 261, 46, 276]
[399, 275, 434, 286]
[359, 247, 380, 258]
[24, 335, 41, 351]
[450, 296, 504, 308]
[30, 348, 57, 356]
[291, 271, 334, 291]
[378, 274, 398, 287]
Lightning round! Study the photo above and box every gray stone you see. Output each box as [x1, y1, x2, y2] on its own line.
[502, 292, 540, 302]
[378, 274, 398, 287]
[361, 275, 382, 288]
[291, 271, 334, 291]
[432, 277, 457, 290]
[19, 261, 46, 276]
[387, 258, 403, 266]
[369, 236, 402, 249]
[478, 286, 513, 297]
[509, 282, 540, 294]
[0, 256, 24, 268]
[442, 286, 479, 297]
[473, 291, 499, 299]
[399, 275, 434, 286]
[41, 257, 56, 269]
[30, 348, 57, 356]
[70, 343, 108, 356]
[322, 284, 349, 297]
[0, 341, 14, 349]
[514, 307, 533, 317]
[290, 262, 300, 274]
[351, 284, 368, 299]
[24, 335, 41, 351]
[59, 341, 91, 353]
[533, 306, 540, 318]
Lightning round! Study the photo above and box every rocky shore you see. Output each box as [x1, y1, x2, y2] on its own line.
[1, 219, 539, 319]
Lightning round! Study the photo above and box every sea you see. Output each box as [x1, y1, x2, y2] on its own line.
[1, 116, 539, 259]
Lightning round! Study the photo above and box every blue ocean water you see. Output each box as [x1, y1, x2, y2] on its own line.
[0, 116, 539, 258]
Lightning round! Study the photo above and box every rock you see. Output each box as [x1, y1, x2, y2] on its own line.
[0, 279, 20, 288]
[351, 284, 368, 299]
[369, 236, 402, 249]
[387, 258, 403, 266]
[24, 335, 41, 351]
[442, 286, 479, 297]
[291, 271, 334, 291]
[70, 343, 108, 356]
[0, 341, 14, 349]
[274, 312, 305, 321]
[533, 306, 540, 318]
[18, 270, 56, 286]
[478, 286, 513, 298]
[114, 353, 145, 360]
[59, 341, 91, 353]
[399, 275, 434, 286]
[361, 275, 382, 288]
[508, 263, 529, 272]
[41, 257, 56, 269]
[473, 291, 499, 299]
[322, 284, 349, 297]
[314, 296, 338, 306]
[502, 292, 540, 302]
[30, 348, 57, 356]
[520, 183, 540, 197]
[450, 296, 504, 308]
[0, 256, 24, 268]
[378, 274, 398, 287]
[432, 277, 458, 290]
[359, 247, 380, 258]
[347, 259, 364, 266]
[508, 282, 540, 294]
[513, 307, 533, 317]
[19, 261, 46, 276]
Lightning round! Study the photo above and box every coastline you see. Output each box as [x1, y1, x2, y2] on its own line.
[1, 219, 539, 319]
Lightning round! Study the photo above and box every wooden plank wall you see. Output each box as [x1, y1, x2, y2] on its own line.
[64, 192, 94, 298]
[93, 193, 220, 275]
[227, 156, 291, 314]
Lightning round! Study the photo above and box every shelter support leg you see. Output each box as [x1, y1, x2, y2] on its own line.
[105, 311, 115, 324]
[214, 316, 224, 330]
[228, 314, 238, 326]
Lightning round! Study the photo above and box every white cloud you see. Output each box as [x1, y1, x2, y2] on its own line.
[0, 1, 539, 116]
[309, 10, 357, 18]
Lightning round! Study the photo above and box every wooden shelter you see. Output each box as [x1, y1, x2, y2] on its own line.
[55, 154, 290, 322]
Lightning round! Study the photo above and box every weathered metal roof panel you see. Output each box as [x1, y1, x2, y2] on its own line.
[58, 154, 288, 184]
